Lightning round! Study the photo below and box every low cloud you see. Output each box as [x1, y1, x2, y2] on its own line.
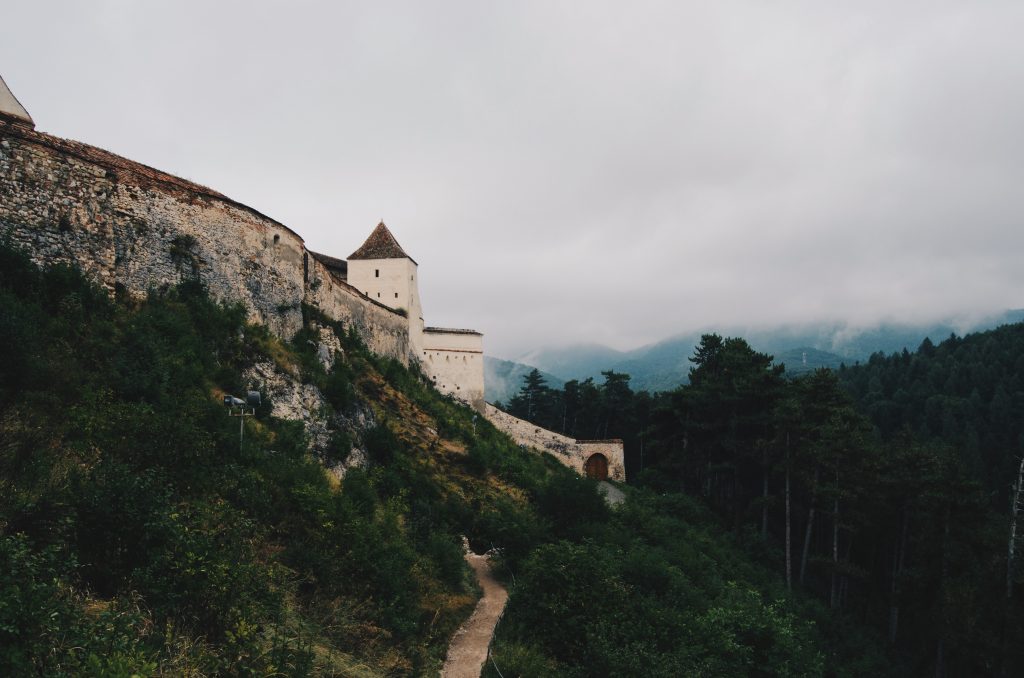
[4, 1, 1023, 357]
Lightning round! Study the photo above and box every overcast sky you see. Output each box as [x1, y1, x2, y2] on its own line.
[4, 1, 1023, 358]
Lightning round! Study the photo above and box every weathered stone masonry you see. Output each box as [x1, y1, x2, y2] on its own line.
[0, 119, 408, 360]
[0, 97, 624, 481]
[483, 404, 626, 482]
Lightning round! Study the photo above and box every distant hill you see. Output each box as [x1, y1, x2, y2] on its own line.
[503, 310, 1024, 392]
[484, 356, 564, 404]
[513, 343, 626, 383]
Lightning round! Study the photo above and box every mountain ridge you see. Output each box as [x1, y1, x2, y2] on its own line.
[493, 310, 1024, 393]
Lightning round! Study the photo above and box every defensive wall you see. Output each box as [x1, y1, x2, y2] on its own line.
[0, 118, 410, 362]
[483, 404, 626, 482]
[0, 97, 621, 481]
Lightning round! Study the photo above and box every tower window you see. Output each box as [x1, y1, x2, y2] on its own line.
[377, 292, 380, 298]
[273, 234, 280, 245]
[375, 269, 379, 277]
[395, 292, 398, 299]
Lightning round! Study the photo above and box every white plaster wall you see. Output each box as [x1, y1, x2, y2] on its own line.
[423, 330, 481, 352]
[347, 257, 421, 319]
[422, 330, 484, 410]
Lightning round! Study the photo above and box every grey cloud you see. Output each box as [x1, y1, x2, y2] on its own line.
[3, 1, 1023, 358]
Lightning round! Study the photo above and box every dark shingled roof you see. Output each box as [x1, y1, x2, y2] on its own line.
[348, 221, 417, 264]
[309, 250, 348, 279]
[424, 327, 483, 336]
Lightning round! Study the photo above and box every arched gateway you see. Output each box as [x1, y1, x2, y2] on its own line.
[584, 453, 609, 480]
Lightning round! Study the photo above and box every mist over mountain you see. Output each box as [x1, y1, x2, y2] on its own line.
[484, 356, 564, 405]
[495, 310, 1024, 394]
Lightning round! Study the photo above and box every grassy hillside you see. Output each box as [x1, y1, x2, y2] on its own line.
[0, 243, 883, 676]
[0, 242, 562, 675]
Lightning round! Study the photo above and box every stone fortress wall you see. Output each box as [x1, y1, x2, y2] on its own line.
[483, 404, 626, 482]
[0, 118, 410, 362]
[0, 80, 623, 481]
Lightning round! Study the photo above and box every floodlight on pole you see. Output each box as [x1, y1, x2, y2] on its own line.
[225, 391, 261, 451]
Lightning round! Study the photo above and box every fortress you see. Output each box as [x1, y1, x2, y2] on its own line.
[0, 74, 624, 482]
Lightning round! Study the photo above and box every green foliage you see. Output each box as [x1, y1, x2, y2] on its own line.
[0, 241, 942, 676]
[0, 534, 158, 676]
[502, 326, 1024, 675]
[0, 243, 492, 674]
[493, 489, 828, 677]
[534, 473, 610, 540]
[167, 234, 198, 265]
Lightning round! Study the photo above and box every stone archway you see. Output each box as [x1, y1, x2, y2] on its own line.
[584, 453, 609, 481]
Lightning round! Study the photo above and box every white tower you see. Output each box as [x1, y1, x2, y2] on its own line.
[346, 221, 426, 355]
[0, 74, 34, 128]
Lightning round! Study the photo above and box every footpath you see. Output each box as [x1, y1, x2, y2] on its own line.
[440, 482, 624, 676]
[440, 550, 508, 678]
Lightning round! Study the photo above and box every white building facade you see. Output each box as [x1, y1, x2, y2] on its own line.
[345, 222, 485, 410]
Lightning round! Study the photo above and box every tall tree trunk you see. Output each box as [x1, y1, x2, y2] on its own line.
[889, 508, 910, 645]
[1007, 455, 1024, 599]
[830, 468, 840, 610]
[831, 497, 840, 609]
[935, 503, 950, 678]
[785, 434, 792, 591]
[762, 448, 769, 539]
[800, 466, 820, 587]
[840, 536, 853, 609]
[733, 464, 742, 533]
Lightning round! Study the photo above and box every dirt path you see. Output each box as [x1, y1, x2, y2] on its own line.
[598, 480, 626, 506]
[440, 551, 509, 678]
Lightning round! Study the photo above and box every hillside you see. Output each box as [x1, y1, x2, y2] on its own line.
[0, 244, 886, 676]
[0, 242, 550, 675]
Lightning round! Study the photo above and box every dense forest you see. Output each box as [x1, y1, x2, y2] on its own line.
[497, 329, 1024, 676]
[0, 242, 903, 676]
